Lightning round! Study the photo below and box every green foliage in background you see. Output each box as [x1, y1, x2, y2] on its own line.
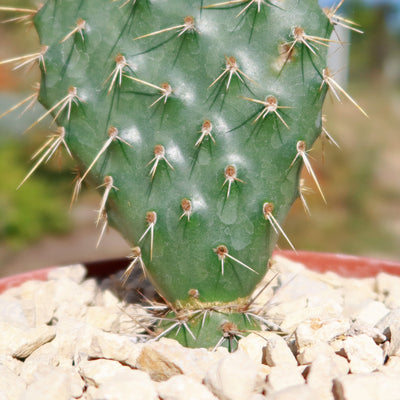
[0, 139, 71, 249]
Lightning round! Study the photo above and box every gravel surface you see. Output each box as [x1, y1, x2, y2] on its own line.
[1, 255, 400, 400]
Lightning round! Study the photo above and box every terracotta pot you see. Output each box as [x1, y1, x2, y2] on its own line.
[1, 250, 400, 294]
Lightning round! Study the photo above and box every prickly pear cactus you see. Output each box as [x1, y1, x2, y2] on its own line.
[3, 0, 349, 349]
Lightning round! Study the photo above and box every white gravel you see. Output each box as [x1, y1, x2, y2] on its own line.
[1, 255, 400, 400]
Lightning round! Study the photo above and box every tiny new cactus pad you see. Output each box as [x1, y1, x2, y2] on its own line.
[1, 0, 365, 349]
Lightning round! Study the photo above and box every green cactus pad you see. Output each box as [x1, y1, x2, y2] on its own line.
[30, 0, 332, 346]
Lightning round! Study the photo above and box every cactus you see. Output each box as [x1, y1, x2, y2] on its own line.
[1, 0, 366, 350]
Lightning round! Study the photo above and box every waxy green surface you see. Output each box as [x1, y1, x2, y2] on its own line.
[34, 0, 331, 304]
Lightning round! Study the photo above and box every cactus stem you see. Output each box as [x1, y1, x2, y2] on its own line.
[209, 56, 256, 90]
[139, 211, 157, 260]
[321, 68, 368, 117]
[147, 144, 174, 180]
[195, 120, 215, 147]
[60, 18, 86, 43]
[241, 95, 291, 128]
[96, 210, 108, 248]
[24, 86, 82, 134]
[122, 246, 146, 285]
[134, 16, 196, 40]
[290, 141, 327, 204]
[323, 0, 364, 34]
[81, 126, 132, 183]
[214, 245, 258, 276]
[263, 202, 296, 251]
[180, 198, 193, 221]
[299, 178, 312, 216]
[0, 83, 39, 119]
[222, 165, 244, 198]
[17, 127, 72, 189]
[96, 175, 119, 225]
[0, 45, 48, 71]
[104, 54, 130, 94]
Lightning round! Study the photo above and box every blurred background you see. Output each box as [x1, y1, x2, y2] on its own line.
[0, 0, 399, 277]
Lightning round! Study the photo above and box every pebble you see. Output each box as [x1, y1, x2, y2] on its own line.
[295, 318, 350, 349]
[343, 334, 384, 373]
[263, 333, 297, 367]
[47, 263, 87, 283]
[22, 368, 82, 400]
[238, 332, 276, 364]
[86, 369, 158, 400]
[306, 354, 349, 400]
[333, 372, 400, 400]
[10, 325, 56, 359]
[265, 384, 319, 400]
[157, 375, 218, 400]
[375, 272, 400, 308]
[137, 338, 225, 382]
[353, 300, 389, 327]
[375, 309, 400, 356]
[204, 351, 259, 400]
[264, 365, 305, 395]
[297, 342, 336, 365]
[0, 365, 26, 400]
[87, 328, 143, 367]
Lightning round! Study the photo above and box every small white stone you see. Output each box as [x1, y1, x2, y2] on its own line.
[20, 342, 60, 384]
[379, 356, 400, 376]
[343, 334, 384, 373]
[10, 325, 56, 359]
[306, 354, 349, 400]
[88, 369, 158, 400]
[78, 358, 132, 387]
[295, 318, 350, 349]
[263, 333, 297, 367]
[353, 300, 389, 327]
[375, 309, 400, 357]
[0, 365, 26, 400]
[333, 372, 400, 400]
[375, 272, 400, 308]
[48, 264, 87, 283]
[0, 295, 29, 326]
[263, 271, 343, 332]
[137, 338, 225, 382]
[297, 342, 336, 365]
[22, 369, 80, 400]
[52, 317, 96, 361]
[347, 320, 386, 344]
[0, 354, 23, 375]
[204, 351, 259, 400]
[88, 329, 143, 367]
[265, 384, 319, 400]
[53, 277, 96, 320]
[158, 375, 218, 400]
[264, 365, 305, 395]
[84, 305, 122, 332]
[238, 332, 276, 364]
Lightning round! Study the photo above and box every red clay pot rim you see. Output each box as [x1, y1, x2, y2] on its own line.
[1, 250, 399, 293]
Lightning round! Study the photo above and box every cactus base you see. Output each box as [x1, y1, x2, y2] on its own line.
[159, 308, 262, 351]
